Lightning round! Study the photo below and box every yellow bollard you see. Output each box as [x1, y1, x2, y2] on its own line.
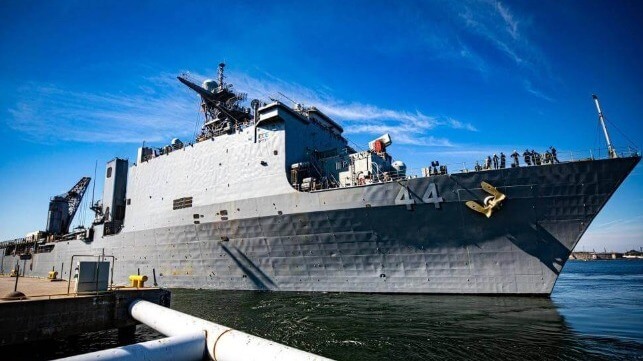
[48, 271, 58, 280]
[128, 275, 148, 288]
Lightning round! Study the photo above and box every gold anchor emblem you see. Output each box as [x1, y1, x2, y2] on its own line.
[465, 181, 506, 218]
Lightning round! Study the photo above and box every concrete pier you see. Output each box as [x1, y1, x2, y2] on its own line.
[0, 276, 170, 347]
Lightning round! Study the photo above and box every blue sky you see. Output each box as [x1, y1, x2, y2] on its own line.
[0, 1, 641, 251]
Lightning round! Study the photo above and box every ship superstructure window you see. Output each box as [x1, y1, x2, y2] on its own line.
[106, 167, 112, 178]
[173, 197, 193, 210]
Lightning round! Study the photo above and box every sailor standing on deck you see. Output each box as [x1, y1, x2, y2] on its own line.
[500, 152, 506, 168]
[73, 262, 80, 292]
[550, 146, 559, 163]
[511, 150, 520, 167]
[523, 149, 532, 166]
[492, 154, 499, 169]
[485, 156, 491, 170]
[532, 150, 541, 166]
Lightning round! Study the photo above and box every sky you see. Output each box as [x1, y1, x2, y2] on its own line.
[0, 0, 641, 251]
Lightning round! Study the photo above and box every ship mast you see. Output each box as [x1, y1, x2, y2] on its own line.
[177, 63, 251, 141]
[592, 94, 617, 159]
[217, 62, 225, 90]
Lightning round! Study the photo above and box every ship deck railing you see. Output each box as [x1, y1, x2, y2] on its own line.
[0, 237, 28, 249]
[396, 146, 640, 179]
[313, 146, 640, 192]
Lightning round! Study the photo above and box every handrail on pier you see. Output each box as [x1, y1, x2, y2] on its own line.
[129, 299, 332, 361]
[54, 299, 332, 361]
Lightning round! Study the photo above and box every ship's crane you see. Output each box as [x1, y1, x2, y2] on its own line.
[45, 177, 91, 235]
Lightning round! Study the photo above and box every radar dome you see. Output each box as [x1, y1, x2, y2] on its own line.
[171, 138, 184, 149]
[202, 79, 218, 93]
[392, 161, 406, 176]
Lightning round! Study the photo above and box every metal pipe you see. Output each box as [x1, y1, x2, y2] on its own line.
[94, 257, 100, 295]
[54, 331, 206, 361]
[130, 300, 333, 361]
[13, 263, 19, 292]
[592, 94, 617, 158]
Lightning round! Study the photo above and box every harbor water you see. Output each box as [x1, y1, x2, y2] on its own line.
[3, 259, 642, 360]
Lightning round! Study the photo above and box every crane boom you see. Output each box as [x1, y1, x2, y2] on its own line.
[65, 177, 91, 226]
[46, 176, 91, 235]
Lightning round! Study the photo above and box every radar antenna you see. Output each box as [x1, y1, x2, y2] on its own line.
[217, 62, 226, 90]
[177, 63, 252, 141]
[276, 92, 305, 112]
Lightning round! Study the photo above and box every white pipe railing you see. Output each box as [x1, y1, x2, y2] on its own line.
[56, 332, 206, 361]
[129, 299, 333, 361]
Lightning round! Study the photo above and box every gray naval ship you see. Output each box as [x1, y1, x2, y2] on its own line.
[1, 64, 640, 295]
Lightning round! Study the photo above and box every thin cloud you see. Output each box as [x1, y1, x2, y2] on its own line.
[227, 71, 474, 146]
[594, 215, 643, 230]
[457, 42, 490, 75]
[358, 2, 553, 99]
[7, 81, 199, 144]
[7, 71, 477, 147]
[581, 217, 643, 250]
[446, 117, 478, 132]
[452, 1, 559, 101]
[523, 80, 554, 102]
[455, 0, 537, 66]
[495, 1, 519, 40]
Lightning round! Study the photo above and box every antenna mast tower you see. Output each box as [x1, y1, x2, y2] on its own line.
[592, 94, 617, 159]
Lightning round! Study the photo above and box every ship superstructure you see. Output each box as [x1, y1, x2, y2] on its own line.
[1, 64, 639, 295]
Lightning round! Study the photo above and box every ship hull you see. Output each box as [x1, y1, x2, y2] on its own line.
[2, 156, 639, 295]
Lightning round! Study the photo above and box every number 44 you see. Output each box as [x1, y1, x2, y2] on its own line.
[395, 183, 443, 209]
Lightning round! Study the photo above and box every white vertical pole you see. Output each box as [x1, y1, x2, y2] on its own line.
[592, 94, 617, 158]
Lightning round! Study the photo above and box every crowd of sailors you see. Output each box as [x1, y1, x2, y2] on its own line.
[427, 161, 448, 176]
[474, 146, 559, 171]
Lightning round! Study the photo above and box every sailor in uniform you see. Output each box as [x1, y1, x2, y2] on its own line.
[550, 146, 559, 163]
[511, 150, 520, 167]
[523, 149, 532, 166]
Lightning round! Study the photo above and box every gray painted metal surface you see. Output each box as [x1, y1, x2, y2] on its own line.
[2, 72, 639, 296]
[4, 156, 639, 295]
